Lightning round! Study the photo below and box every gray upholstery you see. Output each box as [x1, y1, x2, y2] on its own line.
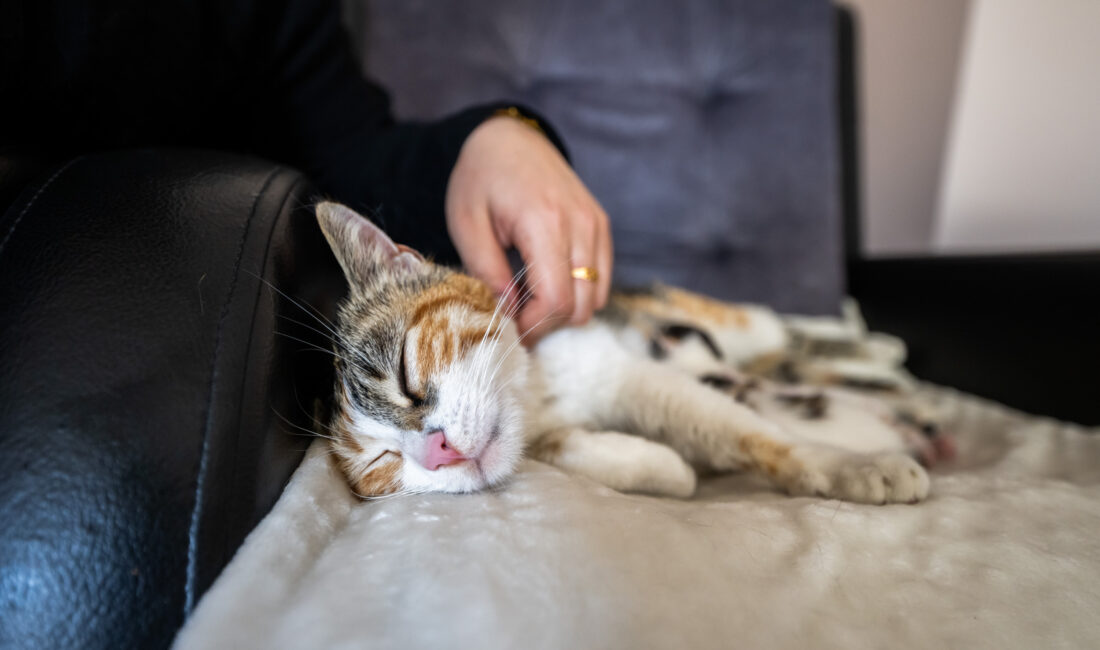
[354, 0, 843, 314]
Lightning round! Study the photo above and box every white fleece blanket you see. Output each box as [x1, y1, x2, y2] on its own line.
[174, 386, 1100, 649]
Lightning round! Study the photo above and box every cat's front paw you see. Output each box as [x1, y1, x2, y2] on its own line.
[787, 449, 930, 505]
[624, 440, 698, 498]
[540, 430, 698, 498]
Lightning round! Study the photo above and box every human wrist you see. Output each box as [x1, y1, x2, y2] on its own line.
[490, 106, 547, 137]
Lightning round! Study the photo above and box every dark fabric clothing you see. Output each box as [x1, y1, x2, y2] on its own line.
[0, 0, 564, 261]
[360, 0, 844, 315]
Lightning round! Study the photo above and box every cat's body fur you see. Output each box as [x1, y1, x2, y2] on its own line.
[315, 203, 935, 505]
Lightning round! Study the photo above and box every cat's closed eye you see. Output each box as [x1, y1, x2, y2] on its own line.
[398, 338, 424, 407]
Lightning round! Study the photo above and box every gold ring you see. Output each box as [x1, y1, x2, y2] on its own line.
[571, 266, 599, 282]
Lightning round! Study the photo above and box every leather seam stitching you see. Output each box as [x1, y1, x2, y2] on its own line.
[216, 173, 309, 574]
[0, 157, 83, 260]
[184, 166, 284, 616]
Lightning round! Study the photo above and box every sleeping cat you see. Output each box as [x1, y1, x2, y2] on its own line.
[314, 202, 933, 505]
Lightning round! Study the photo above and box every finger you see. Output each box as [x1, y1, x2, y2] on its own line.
[513, 216, 573, 344]
[593, 206, 613, 309]
[448, 209, 518, 306]
[569, 212, 599, 325]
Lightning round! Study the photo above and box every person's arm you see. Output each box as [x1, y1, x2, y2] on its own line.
[245, 0, 609, 341]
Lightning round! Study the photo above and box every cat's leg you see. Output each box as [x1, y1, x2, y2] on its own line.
[605, 360, 930, 504]
[528, 427, 697, 498]
[796, 386, 956, 467]
[692, 369, 954, 468]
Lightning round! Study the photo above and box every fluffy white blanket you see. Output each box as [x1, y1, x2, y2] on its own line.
[174, 387, 1100, 649]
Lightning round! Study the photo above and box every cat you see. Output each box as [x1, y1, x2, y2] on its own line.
[314, 202, 935, 505]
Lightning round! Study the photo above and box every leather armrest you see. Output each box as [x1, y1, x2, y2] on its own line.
[848, 253, 1100, 425]
[0, 150, 345, 649]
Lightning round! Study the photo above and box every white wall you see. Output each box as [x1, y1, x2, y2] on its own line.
[934, 0, 1100, 253]
[842, 0, 1100, 256]
[838, 0, 971, 256]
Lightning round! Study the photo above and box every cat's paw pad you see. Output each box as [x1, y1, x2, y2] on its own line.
[790, 450, 930, 505]
[830, 453, 929, 504]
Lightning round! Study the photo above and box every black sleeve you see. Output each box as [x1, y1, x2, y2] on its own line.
[245, 0, 568, 263]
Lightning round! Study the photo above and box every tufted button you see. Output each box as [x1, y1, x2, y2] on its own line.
[709, 240, 736, 262]
[700, 82, 738, 113]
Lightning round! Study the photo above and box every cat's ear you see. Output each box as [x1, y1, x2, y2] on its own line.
[315, 202, 425, 286]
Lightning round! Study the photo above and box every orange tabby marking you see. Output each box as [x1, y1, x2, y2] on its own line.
[352, 452, 403, 497]
[738, 434, 795, 478]
[330, 405, 405, 498]
[616, 285, 751, 330]
[527, 429, 569, 461]
[409, 274, 498, 376]
[660, 286, 751, 328]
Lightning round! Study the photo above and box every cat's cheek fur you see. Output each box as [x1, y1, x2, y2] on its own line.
[331, 408, 407, 497]
[344, 401, 406, 447]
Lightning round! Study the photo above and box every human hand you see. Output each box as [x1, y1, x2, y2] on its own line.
[445, 113, 612, 344]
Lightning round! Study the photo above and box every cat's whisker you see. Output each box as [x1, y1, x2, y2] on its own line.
[273, 331, 377, 378]
[247, 271, 341, 339]
[276, 313, 342, 344]
[474, 264, 531, 380]
[354, 487, 429, 502]
[272, 331, 346, 357]
[482, 263, 531, 345]
[484, 377, 519, 406]
[309, 415, 343, 439]
[492, 257, 574, 344]
[290, 428, 340, 443]
[273, 331, 341, 357]
[271, 408, 341, 442]
[247, 274, 385, 384]
[483, 303, 562, 388]
[277, 313, 366, 363]
[472, 260, 569, 389]
[470, 264, 535, 392]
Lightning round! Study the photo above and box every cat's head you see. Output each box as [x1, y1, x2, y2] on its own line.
[315, 202, 529, 498]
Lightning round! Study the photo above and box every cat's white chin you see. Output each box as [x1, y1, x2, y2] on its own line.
[418, 462, 489, 494]
[475, 431, 524, 488]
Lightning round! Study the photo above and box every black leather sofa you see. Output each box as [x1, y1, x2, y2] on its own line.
[0, 149, 344, 649]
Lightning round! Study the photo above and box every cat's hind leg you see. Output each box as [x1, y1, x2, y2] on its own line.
[528, 428, 697, 498]
[744, 436, 931, 504]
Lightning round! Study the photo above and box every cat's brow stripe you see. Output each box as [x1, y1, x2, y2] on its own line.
[409, 274, 498, 377]
[410, 295, 461, 325]
[437, 322, 454, 368]
[410, 274, 496, 323]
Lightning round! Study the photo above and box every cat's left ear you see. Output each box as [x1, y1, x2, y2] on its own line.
[315, 202, 425, 286]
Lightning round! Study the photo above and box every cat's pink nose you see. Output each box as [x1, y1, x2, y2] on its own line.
[423, 431, 468, 471]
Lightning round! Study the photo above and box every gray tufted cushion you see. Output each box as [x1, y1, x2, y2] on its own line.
[354, 0, 843, 314]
